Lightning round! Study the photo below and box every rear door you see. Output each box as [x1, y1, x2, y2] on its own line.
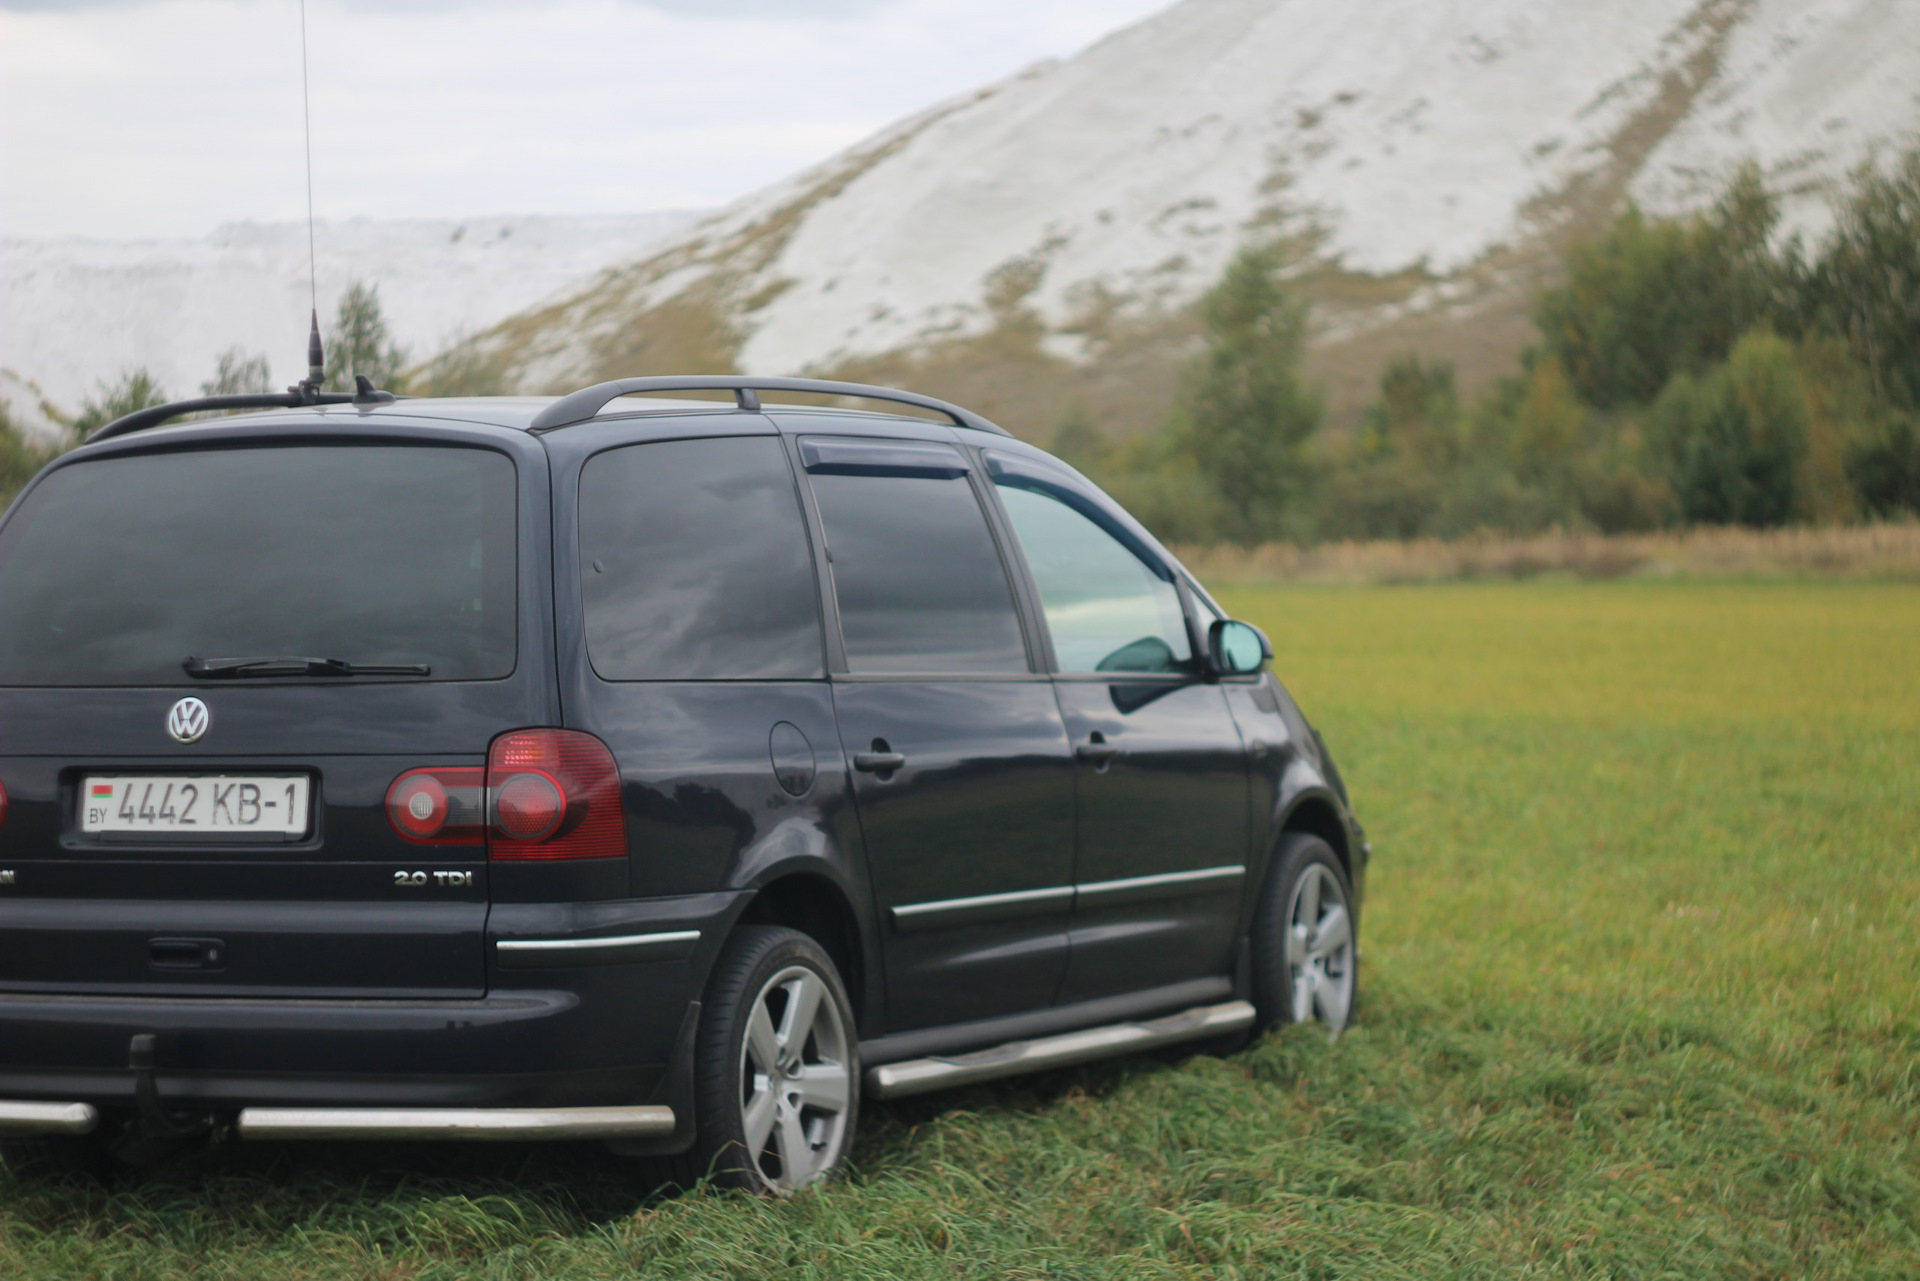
[798, 436, 1076, 1032]
[558, 429, 843, 902]
[0, 429, 554, 998]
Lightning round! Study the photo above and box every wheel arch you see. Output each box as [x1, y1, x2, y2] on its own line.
[1239, 787, 1359, 946]
[735, 871, 869, 1025]
[723, 815, 879, 1030]
[1232, 789, 1362, 1022]
[1277, 793, 1353, 887]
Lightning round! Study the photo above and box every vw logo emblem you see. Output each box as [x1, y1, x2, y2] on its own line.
[166, 697, 210, 744]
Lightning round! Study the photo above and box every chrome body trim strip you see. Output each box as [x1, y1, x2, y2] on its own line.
[495, 930, 701, 953]
[0, 1100, 98, 1135]
[866, 1000, 1255, 1099]
[890, 868, 1246, 929]
[1073, 865, 1245, 898]
[891, 885, 1073, 921]
[237, 1104, 676, 1141]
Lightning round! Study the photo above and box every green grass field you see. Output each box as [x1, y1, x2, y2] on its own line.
[3, 582, 1916, 1279]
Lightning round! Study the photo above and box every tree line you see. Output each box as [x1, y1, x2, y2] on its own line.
[1063, 147, 1920, 545]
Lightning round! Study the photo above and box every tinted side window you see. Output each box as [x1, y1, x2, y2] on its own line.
[580, 436, 822, 680]
[805, 445, 1027, 675]
[995, 483, 1192, 674]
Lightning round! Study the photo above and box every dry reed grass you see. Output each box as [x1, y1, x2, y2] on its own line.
[1176, 521, 1920, 585]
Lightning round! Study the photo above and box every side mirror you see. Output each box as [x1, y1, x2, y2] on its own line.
[1207, 619, 1271, 676]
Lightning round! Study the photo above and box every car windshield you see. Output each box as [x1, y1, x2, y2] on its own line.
[0, 443, 517, 686]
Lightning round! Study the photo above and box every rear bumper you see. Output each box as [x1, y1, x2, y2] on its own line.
[0, 989, 661, 1110]
[0, 891, 748, 1120]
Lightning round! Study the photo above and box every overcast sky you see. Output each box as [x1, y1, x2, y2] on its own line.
[0, 0, 1169, 240]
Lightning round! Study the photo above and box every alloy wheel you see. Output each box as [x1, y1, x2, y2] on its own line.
[1286, 863, 1354, 1036]
[735, 964, 853, 1192]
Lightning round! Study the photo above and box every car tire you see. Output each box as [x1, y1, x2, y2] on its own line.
[1249, 833, 1358, 1037]
[658, 925, 860, 1195]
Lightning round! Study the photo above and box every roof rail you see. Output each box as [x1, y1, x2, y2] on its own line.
[87, 376, 398, 444]
[527, 376, 1010, 436]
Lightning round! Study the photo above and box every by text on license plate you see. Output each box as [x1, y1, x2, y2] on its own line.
[80, 776, 311, 836]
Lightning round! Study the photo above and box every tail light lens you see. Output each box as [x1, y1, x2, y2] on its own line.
[384, 729, 625, 859]
[494, 771, 565, 841]
[0, 777, 9, 833]
[487, 729, 626, 861]
[385, 767, 485, 844]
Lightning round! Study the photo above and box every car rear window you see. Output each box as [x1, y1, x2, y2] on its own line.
[0, 444, 517, 686]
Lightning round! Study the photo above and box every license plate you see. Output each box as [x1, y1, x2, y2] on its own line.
[80, 775, 310, 836]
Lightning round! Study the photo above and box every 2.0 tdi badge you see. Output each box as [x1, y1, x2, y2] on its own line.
[166, 696, 210, 744]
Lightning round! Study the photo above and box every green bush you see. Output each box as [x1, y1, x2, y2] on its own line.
[1847, 413, 1920, 517]
[1316, 354, 1461, 540]
[1357, 352, 1466, 469]
[1321, 356, 1671, 541]
[1317, 454, 1446, 541]
[1535, 164, 1785, 410]
[1650, 328, 1810, 526]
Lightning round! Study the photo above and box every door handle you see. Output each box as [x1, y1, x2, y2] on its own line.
[853, 751, 907, 773]
[1075, 734, 1121, 763]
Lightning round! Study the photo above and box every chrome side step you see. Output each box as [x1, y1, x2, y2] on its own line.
[237, 1104, 675, 1142]
[0, 1101, 99, 1135]
[867, 999, 1255, 1099]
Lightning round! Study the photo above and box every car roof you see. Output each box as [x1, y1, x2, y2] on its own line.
[38, 388, 1204, 611]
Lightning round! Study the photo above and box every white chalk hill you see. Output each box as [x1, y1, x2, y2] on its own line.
[443, 0, 1920, 433]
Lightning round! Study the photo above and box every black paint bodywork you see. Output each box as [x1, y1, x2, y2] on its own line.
[0, 396, 1367, 1142]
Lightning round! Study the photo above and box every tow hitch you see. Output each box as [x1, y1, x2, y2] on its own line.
[129, 1034, 213, 1139]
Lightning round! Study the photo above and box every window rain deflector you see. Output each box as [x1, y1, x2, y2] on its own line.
[799, 438, 970, 479]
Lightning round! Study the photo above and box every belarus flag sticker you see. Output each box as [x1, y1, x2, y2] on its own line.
[91, 783, 114, 798]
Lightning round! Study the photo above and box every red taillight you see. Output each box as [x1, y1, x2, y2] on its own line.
[486, 729, 625, 862]
[0, 778, 8, 832]
[385, 767, 484, 844]
[383, 731, 624, 859]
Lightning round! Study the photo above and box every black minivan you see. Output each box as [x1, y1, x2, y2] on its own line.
[0, 376, 1365, 1191]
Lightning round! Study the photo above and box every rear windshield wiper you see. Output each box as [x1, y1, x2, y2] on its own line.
[183, 656, 432, 679]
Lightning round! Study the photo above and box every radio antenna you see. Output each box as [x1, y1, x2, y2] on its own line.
[294, 0, 324, 401]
